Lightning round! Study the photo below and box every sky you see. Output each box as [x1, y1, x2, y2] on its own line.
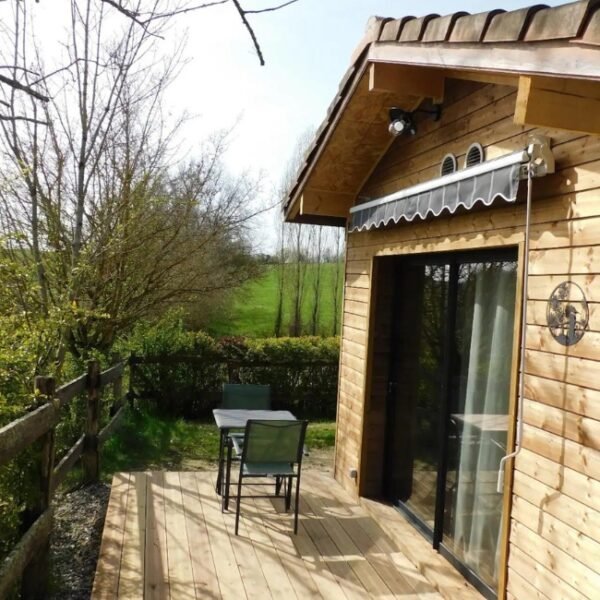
[164, 0, 563, 251]
[4, 0, 564, 251]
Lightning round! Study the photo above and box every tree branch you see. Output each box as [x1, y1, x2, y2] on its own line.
[99, 0, 164, 39]
[244, 0, 299, 15]
[0, 74, 49, 102]
[0, 114, 48, 125]
[144, 0, 229, 21]
[231, 0, 264, 66]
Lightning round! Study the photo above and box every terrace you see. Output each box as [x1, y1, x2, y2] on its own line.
[92, 470, 479, 599]
[0, 354, 478, 599]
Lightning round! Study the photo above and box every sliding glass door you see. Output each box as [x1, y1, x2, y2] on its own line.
[384, 250, 517, 597]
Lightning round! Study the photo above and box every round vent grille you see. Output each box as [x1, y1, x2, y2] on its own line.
[465, 143, 485, 168]
[440, 153, 457, 176]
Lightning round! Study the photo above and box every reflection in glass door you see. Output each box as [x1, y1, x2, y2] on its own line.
[384, 262, 449, 530]
[443, 261, 516, 589]
[384, 251, 517, 597]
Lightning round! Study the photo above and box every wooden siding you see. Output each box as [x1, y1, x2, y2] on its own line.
[335, 78, 600, 599]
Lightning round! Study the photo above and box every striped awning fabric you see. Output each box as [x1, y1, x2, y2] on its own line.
[349, 151, 526, 233]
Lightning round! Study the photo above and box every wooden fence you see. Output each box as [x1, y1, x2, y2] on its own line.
[0, 358, 127, 599]
[129, 354, 339, 418]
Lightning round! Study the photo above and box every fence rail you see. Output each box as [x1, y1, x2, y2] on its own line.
[0, 358, 127, 600]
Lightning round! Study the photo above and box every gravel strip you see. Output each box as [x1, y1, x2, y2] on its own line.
[49, 483, 110, 600]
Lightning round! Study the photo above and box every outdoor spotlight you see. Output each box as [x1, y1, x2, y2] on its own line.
[388, 108, 416, 137]
[388, 104, 443, 138]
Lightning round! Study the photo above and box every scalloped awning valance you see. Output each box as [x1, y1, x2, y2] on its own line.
[348, 150, 529, 233]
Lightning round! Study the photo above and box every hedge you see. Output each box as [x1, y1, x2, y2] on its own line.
[122, 319, 340, 419]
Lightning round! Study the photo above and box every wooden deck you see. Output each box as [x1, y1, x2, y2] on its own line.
[92, 470, 480, 599]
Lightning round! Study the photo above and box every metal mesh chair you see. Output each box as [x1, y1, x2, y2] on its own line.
[222, 384, 271, 409]
[231, 419, 308, 535]
[217, 384, 273, 500]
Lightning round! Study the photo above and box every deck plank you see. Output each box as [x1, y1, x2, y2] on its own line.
[117, 472, 147, 598]
[233, 485, 298, 598]
[309, 472, 437, 597]
[252, 495, 323, 599]
[93, 470, 480, 599]
[302, 489, 394, 599]
[194, 470, 247, 599]
[163, 471, 196, 599]
[144, 471, 169, 599]
[301, 498, 368, 600]
[212, 478, 272, 599]
[179, 471, 220, 599]
[91, 472, 131, 599]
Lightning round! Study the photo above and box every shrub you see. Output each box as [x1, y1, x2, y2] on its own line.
[120, 315, 340, 419]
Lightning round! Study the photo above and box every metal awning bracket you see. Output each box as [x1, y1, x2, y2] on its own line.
[527, 134, 555, 178]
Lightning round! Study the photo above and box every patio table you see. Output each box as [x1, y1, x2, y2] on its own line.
[212, 408, 296, 497]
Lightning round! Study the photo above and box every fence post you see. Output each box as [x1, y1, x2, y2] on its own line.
[83, 360, 101, 484]
[110, 353, 123, 415]
[21, 376, 56, 600]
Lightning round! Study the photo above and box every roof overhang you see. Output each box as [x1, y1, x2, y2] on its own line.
[284, 2, 600, 226]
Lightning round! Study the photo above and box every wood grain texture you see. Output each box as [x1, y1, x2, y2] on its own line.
[92, 470, 476, 599]
[335, 77, 600, 600]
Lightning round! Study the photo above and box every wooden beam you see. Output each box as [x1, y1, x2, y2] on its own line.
[368, 63, 445, 103]
[300, 190, 354, 218]
[514, 75, 600, 135]
[444, 68, 518, 87]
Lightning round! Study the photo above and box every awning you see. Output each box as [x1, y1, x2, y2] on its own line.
[349, 150, 529, 233]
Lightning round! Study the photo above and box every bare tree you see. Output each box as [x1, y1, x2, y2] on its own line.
[309, 225, 322, 335]
[331, 226, 344, 335]
[0, 0, 264, 363]
[273, 218, 286, 337]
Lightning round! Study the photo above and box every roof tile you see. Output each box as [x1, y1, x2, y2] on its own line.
[581, 6, 600, 44]
[422, 12, 469, 42]
[524, 0, 597, 40]
[450, 10, 506, 42]
[379, 16, 416, 42]
[484, 5, 547, 42]
[399, 14, 440, 41]
[350, 16, 389, 63]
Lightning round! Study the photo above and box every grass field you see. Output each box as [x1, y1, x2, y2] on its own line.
[208, 262, 343, 338]
[102, 408, 335, 475]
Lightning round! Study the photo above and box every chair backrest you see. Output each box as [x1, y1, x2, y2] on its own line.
[222, 383, 271, 410]
[242, 420, 308, 465]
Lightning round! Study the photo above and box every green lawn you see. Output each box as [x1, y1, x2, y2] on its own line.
[101, 408, 335, 477]
[208, 263, 343, 338]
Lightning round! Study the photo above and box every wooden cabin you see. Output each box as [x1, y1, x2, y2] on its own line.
[284, 2, 600, 599]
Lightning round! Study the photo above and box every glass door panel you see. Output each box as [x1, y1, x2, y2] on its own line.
[386, 262, 449, 531]
[384, 250, 517, 596]
[443, 260, 517, 589]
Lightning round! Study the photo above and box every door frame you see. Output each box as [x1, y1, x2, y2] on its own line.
[381, 246, 522, 600]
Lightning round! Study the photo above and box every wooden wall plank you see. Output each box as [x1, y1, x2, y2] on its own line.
[515, 447, 600, 511]
[334, 77, 600, 599]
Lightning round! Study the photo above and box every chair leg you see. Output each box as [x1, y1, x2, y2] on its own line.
[223, 438, 232, 512]
[235, 471, 243, 535]
[275, 476, 282, 496]
[285, 476, 292, 511]
[294, 472, 301, 534]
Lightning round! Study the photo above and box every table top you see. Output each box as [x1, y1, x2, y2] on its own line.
[213, 408, 296, 429]
[451, 413, 509, 432]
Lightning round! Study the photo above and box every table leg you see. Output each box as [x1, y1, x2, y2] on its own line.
[216, 428, 227, 495]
